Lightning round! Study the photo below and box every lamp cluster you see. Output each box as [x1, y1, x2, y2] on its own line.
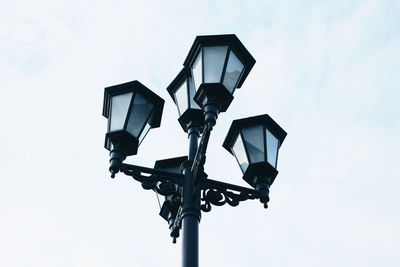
[102, 34, 287, 246]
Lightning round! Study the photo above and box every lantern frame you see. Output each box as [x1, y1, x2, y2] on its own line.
[167, 68, 204, 132]
[102, 80, 164, 156]
[223, 114, 287, 188]
[154, 156, 187, 224]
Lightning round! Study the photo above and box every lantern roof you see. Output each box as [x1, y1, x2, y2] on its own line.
[223, 114, 287, 155]
[154, 156, 188, 171]
[183, 34, 256, 88]
[102, 80, 165, 128]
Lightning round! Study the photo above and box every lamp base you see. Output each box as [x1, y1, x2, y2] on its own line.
[109, 150, 126, 178]
[178, 109, 205, 132]
[255, 180, 270, 208]
[194, 83, 234, 112]
[203, 103, 220, 127]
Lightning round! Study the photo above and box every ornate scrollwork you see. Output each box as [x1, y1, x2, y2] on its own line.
[119, 163, 263, 216]
[200, 179, 259, 212]
[120, 165, 183, 197]
[117, 160, 266, 243]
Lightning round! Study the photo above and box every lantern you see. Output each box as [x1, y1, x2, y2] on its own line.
[167, 68, 204, 132]
[183, 34, 255, 118]
[154, 156, 187, 225]
[103, 80, 164, 155]
[223, 114, 287, 188]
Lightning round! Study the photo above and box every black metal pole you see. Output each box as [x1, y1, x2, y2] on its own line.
[181, 126, 200, 267]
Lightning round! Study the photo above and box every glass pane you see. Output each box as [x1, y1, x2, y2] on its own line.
[109, 92, 133, 132]
[188, 76, 200, 109]
[223, 50, 244, 93]
[192, 50, 202, 91]
[266, 130, 279, 168]
[138, 122, 151, 145]
[242, 126, 264, 164]
[174, 81, 188, 116]
[126, 93, 154, 138]
[232, 134, 249, 174]
[203, 46, 228, 83]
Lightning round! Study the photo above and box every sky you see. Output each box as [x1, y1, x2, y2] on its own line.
[1, 0, 399, 266]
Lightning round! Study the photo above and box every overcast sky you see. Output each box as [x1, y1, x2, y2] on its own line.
[1, 0, 399, 266]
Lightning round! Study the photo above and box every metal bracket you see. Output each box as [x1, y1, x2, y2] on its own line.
[120, 163, 184, 242]
[117, 162, 268, 243]
[120, 163, 184, 196]
[200, 178, 260, 212]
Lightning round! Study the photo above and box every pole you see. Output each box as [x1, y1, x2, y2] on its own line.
[181, 126, 200, 267]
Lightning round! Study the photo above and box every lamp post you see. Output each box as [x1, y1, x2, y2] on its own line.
[102, 34, 287, 267]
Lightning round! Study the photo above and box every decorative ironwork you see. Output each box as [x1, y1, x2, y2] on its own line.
[120, 163, 183, 196]
[120, 163, 263, 211]
[117, 162, 266, 242]
[200, 178, 260, 212]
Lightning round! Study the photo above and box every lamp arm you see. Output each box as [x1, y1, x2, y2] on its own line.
[199, 178, 261, 212]
[191, 123, 213, 183]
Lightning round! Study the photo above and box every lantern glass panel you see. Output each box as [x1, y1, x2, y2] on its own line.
[138, 122, 151, 144]
[223, 50, 244, 93]
[188, 76, 200, 109]
[126, 93, 154, 138]
[232, 134, 249, 173]
[192, 50, 202, 91]
[109, 92, 133, 132]
[174, 81, 188, 116]
[242, 125, 265, 163]
[203, 46, 228, 83]
[266, 130, 279, 168]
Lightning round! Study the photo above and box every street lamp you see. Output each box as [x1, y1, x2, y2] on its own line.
[183, 34, 256, 126]
[102, 34, 286, 267]
[223, 114, 287, 207]
[102, 80, 164, 176]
